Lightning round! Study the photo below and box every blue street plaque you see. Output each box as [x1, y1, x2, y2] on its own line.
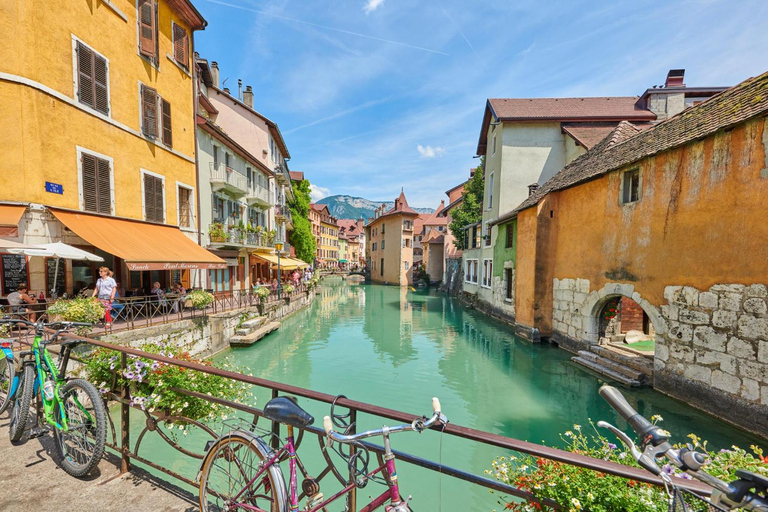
[45, 182, 63, 194]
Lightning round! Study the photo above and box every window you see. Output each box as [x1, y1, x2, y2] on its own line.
[246, 167, 252, 190]
[484, 224, 491, 246]
[138, 0, 158, 63]
[380, 258, 384, 276]
[404, 261, 409, 270]
[492, 134, 496, 156]
[178, 185, 192, 228]
[622, 169, 640, 204]
[505, 268, 513, 300]
[80, 151, 112, 214]
[172, 23, 189, 69]
[482, 259, 493, 288]
[213, 146, 219, 166]
[381, 240, 385, 250]
[143, 171, 165, 222]
[161, 99, 172, 147]
[381, 223, 385, 234]
[464, 259, 478, 284]
[372, 242, 377, 251]
[487, 172, 494, 210]
[75, 40, 109, 115]
[505, 222, 515, 249]
[213, 194, 225, 221]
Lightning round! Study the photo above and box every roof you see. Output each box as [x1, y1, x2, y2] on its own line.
[422, 230, 444, 244]
[423, 201, 448, 226]
[516, 70, 768, 213]
[310, 204, 330, 214]
[477, 97, 656, 154]
[289, 171, 304, 182]
[168, 0, 207, 30]
[561, 124, 622, 149]
[337, 219, 362, 234]
[445, 180, 468, 196]
[366, 191, 420, 226]
[443, 196, 463, 215]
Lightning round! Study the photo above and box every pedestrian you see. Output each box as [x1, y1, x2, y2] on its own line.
[92, 267, 117, 327]
[7, 285, 38, 322]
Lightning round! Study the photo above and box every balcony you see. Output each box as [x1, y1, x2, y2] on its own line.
[275, 204, 293, 227]
[208, 223, 276, 249]
[245, 184, 271, 208]
[210, 163, 248, 197]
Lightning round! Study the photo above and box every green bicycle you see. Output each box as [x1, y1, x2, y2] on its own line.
[1, 318, 107, 478]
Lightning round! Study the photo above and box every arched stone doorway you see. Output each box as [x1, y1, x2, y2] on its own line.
[582, 284, 666, 345]
[597, 296, 655, 343]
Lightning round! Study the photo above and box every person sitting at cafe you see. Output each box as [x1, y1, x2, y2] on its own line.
[172, 282, 186, 312]
[151, 282, 166, 302]
[7, 285, 38, 322]
[270, 278, 278, 293]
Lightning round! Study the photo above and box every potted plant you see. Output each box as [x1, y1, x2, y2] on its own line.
[187, 289, 214, 310]
[208, 222, 227, 243]
[266, 229, 276, 245]
[254, 286, 270, 303]
[46, 297, 105, 333]
[85, 340, 251, 423]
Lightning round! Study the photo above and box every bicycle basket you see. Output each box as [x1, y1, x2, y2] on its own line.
[670, 488, 727, 512]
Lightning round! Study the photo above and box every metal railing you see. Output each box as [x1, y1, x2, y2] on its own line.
[208, 224, 276, 248]
[246, 183, 271, 205]
[275, 204, 293, 222]
[209, 162, 248, 194]
[22, 328, 712, 512]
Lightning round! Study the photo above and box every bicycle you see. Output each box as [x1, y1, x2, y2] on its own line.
[598, 384, 768, 511]
[0, 335, 17, 415]
[0, 318, 107, 478]
[197, 396, 447, 511]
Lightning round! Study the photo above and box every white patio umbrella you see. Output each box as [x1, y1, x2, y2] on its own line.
[7, 241, 104, 297]
[0, 238, 41, 249]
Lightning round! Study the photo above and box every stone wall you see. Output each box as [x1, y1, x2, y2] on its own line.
[551, 277, 591, 341]
[656, 283, 768, 435]
[490, 263, 515, 317]
[441, 257, 464, 296]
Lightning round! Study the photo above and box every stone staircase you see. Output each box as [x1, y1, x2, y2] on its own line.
[572, 344, 654, 387]
[230, 317, 281, 347]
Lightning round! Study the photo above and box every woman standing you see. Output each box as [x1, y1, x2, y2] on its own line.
[92, 267, 117, 328]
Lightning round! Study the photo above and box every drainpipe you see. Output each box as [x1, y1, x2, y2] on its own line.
[192, 29, 203, 288]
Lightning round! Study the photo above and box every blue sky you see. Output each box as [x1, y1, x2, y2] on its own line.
[195, 0, 768, 208]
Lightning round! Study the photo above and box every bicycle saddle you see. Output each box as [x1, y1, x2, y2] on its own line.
[264, 396, 314, 429]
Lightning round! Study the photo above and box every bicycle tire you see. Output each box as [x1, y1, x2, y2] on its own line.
[0, 357, 15, 415]
[199, 432, 288, 512]
[9, 365, 34, 442]
[53, 379, 107, 477]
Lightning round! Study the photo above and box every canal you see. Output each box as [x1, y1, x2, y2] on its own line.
[132, 277, 764, 511]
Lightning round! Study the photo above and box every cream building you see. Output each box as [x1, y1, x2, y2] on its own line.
[365, 192, 419, 286]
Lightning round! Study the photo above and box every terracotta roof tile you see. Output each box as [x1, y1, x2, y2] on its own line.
[561, 124, 622, 149]
[516, 71, 768, 213]
[489, 97, 655, 121]
[289, 171, 304, 181]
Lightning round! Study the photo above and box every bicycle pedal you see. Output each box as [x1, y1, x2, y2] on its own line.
[28, 426, 49, 439]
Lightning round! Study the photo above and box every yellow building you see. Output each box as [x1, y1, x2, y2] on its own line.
[365, 192, 418, 286]
[310, 204, 339, 268]
[0, 0, 223, 296]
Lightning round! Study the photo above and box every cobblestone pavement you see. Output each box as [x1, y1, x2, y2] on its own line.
[0, 413, 197, 511]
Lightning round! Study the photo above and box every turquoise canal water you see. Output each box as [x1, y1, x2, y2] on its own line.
[128, 277, 764, 511]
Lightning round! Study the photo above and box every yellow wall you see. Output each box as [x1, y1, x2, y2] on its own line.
[0, 0, 198, 225]
[368, 213, 414, 285]
[320, 221, 338, 261]
[516, 117, 768, 331]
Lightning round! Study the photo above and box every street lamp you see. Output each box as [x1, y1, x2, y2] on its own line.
[275, 241, 283, 299]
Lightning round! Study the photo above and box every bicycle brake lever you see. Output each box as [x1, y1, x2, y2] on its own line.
[597, 421, 641, 459]
[598, 421, 665, 476]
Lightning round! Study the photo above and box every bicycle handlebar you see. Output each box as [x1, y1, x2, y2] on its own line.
[323, 397, 447, 444]
[599, 385, 768, 511]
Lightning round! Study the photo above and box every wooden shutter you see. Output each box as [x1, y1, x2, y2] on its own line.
[77, 42, 94, 108]
[141, 84, 158, 137]
[161, 99, 172, 147]
[179, 188, 190, 227]
[93, 54, 109, 114]
[138, 0, 156, 59]
[82, 153, 111, 214]
[81, 153, 98, 212]
[144, 174, 163, 222]
[173, 24, 189, 68]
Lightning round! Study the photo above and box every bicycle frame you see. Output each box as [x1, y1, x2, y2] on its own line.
[231, 425, 402, 512]
[1, 340, 20, 399]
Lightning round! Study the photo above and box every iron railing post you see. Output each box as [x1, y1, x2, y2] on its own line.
[120, 352, 131, 473]
[347, 408, 357, 511]
[270, 388, 280, 450]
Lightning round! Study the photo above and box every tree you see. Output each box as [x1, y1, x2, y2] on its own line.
[449, 158, 485, 250]
[288, 179, 317, 263]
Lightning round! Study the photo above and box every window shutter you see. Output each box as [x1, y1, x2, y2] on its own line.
[173, 24, 189, 68]
[154, 177, 164, 222]
[138, 0, 156, 59]
[161, 99, 172, 147]
[77, 42, 94, 107]
[96, 158, 111, 214]
[141, 84, 158, 137]
[93, 54, 109, 114]
[144, 174, 155, 221]
[81, 153, 98, 212]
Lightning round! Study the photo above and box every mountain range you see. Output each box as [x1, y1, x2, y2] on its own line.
[316, 195, 434, 221]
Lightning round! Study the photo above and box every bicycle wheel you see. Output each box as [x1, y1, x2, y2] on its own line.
[53, 379, 107, 477]
[0, 357, 15, 415]
[9, 365, 34, 442]
[199, 432, 288, 512]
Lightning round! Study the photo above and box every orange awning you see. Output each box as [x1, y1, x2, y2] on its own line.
[0, 204, 26, 236]
[51, 209, 226, 270]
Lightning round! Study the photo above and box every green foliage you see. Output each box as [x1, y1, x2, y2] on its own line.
[208, 222, 226, 239]
[253, 286, 270, 302]
[47, 297, 105, 331]
[489, 422, 767, 512]
[449, 158, 485, 249]
[282, 284, 295, 294]
[288, 179, 317, 263]
[187, 289, 214, 309]
[84, 340, 251, 423]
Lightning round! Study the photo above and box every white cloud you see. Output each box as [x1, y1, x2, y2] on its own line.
[363, 0, 385, 14]
[417, 145, 445, 158]
[310, 184, 332, 202]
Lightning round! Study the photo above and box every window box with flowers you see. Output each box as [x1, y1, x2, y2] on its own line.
[209, 222, 227, 243]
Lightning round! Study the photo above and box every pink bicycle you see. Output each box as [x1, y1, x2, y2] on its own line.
[197, 396, 447, 511]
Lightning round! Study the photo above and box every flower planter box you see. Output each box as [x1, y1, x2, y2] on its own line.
[210, 235, 226, 243]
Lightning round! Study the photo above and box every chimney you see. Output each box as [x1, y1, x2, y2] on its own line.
[665, 69, 685, 88]
[243, 86, 254, 109]
[211, 61, 220, 88]
[223, 87, 230, 95]
[528, 183, 539, 196]
[237, 79, 242, 100]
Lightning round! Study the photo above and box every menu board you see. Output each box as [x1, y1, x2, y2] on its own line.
[1, 254, 28, 295]
[47, 258, 66, 297]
